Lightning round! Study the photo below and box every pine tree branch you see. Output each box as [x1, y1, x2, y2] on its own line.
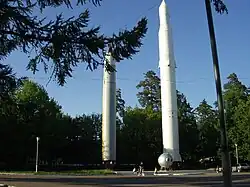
[211, 0, 228, 14]
[0, 0, 148, 86]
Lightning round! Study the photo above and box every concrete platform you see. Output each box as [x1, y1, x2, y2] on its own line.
[154, 172, 205, 176]
[117, 169, 212, 176]
[153, 169, 207, 176]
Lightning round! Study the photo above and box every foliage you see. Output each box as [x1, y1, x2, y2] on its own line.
[0, 0, 147, 85]
[136, 70, 161, 111]
[221, 73, 250, 161]
[119, 107, 162, 165]
[0, 64, 25, 99]
[0, 64, 249, 169]
[177, 91, 199, 162]
[195, 99, 220, 158]
[116, 88, 125, 118]
[211, 0, 228, 14]
[231, 98, 250, 160]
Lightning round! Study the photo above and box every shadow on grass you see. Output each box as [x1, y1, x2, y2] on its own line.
[0, 174, 249, 186]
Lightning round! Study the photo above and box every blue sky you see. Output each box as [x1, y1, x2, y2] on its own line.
[5, 0, 250, 116]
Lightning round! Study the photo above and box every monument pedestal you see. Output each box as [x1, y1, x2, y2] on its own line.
[102, 160, 116, 170]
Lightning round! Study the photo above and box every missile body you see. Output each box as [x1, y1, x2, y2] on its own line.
[102, 53, 116, 163]
[158, 0, 181, 162]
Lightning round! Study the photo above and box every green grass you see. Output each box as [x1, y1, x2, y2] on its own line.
[0, 169, 115, 176]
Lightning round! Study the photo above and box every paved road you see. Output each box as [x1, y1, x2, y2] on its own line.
[0, 172, 249, 187]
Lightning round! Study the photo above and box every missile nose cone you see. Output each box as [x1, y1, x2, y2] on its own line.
[159, 0, 168, 12]
[160, 0, 166, 7]
[159, 0, 170, 27]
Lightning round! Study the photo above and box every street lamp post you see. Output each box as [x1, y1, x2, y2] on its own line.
[35, 137, 40, 173]
[235, 144, 239, 165]
[204, 0, 232, 186]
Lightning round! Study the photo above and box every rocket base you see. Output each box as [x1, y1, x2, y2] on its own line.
[158, 149, 182, 170]
[102, 160, 116, 169]
[163, 148, 182, 162]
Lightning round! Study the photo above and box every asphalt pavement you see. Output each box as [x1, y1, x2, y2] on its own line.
[0, 171, 249, 187]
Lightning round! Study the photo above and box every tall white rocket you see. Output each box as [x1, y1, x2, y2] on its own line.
[102, 53, 116, 163]
[158, 0, 181, 162]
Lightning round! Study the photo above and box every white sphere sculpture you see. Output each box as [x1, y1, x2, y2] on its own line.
[158, 153, 173, 168]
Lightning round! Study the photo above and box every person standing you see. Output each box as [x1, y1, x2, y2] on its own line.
[154, 166, 158, 175]
[138, 162, 144, 176]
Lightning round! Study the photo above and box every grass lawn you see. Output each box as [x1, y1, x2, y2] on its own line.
[0, 169, 115, 175]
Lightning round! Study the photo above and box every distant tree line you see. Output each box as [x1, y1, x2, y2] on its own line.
[0, 64, 249, 170]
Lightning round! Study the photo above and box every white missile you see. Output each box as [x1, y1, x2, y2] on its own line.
[158, 0, 181, 162]
[102, 53, 116, 164]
